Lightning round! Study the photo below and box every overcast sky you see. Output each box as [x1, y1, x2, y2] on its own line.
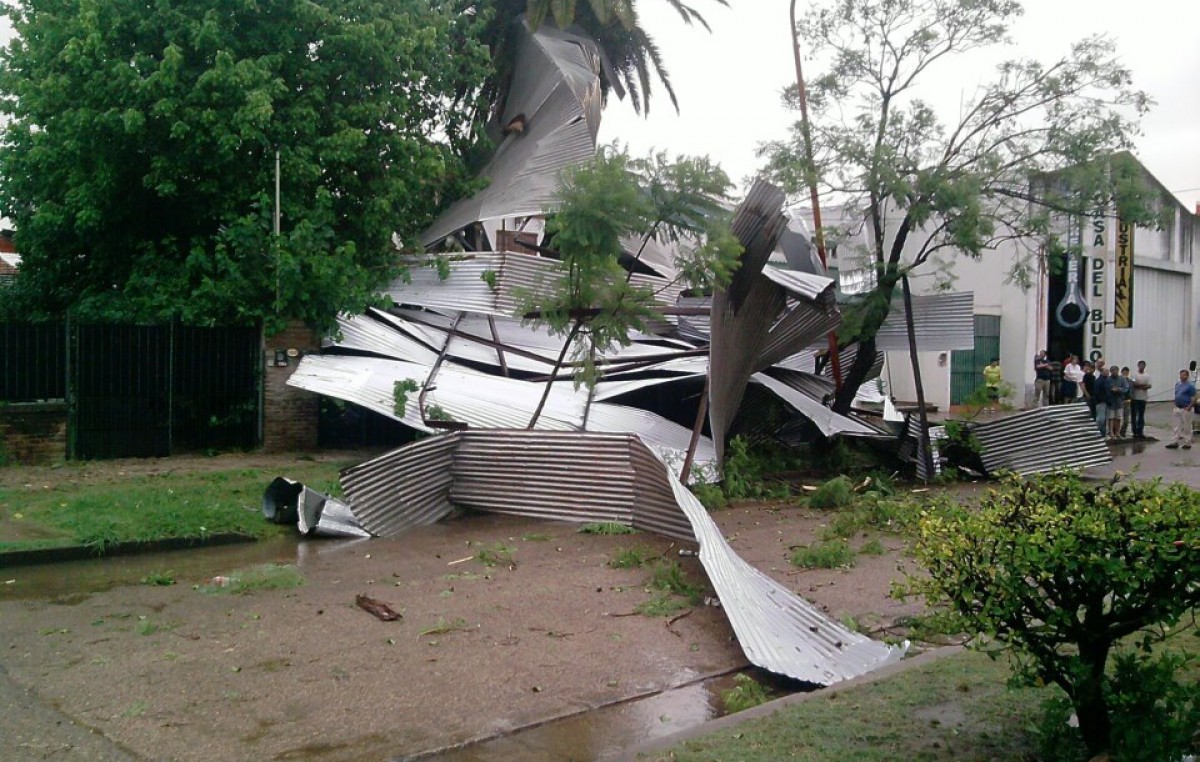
[597, 0, 1200, 212]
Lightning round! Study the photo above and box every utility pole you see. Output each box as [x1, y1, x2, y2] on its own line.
[790, 0, 842, 391]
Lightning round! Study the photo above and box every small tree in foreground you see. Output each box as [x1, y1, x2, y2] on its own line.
[521, 145, 742, 427]
[905, 473, 1200, 760]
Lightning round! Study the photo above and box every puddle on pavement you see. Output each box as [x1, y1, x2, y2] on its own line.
[0, 535, 359, 601]
[417, 669, 795, 762]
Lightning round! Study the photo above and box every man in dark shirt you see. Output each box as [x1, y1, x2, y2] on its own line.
[1092, 367, 1111, 435]
[1033, 350, 1052, 407]
[1082, 362, 1097, 418]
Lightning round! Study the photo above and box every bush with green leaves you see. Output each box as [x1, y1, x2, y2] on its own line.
[906, 472, 1200, 759]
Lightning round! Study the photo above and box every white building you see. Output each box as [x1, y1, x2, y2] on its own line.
[825, 155, 1199, 409]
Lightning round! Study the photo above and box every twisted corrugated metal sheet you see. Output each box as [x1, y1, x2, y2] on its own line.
[421, 23, 601, 247]
[333, 430, 904, 684]
[971, 404, 1111, 475]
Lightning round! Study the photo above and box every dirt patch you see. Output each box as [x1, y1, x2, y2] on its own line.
[0, 458, 945, 761]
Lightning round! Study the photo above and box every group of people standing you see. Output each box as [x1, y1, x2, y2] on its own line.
[1033, 351, 1153, 440]
[984, 352, 1199, 447]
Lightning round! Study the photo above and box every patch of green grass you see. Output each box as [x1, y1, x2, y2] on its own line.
[656, 650, 1053, 762]
[521, 532, 552, 542]
[790, 540, 856, 569]
[635, 591, 692, 617]
[140, 571, 176, 586]
[609, 545, 655, 569]
[474, 542, 515, 567]
[419, 617, 471, 637]
[577, 521, 637, 535]
[648, 561, 704, 603]
[136, 618, 160, 636]
[859, 537, 885, 556]
[722, 673, 773, 714]
[0, 460, 348, 552]
[197, 563, 303, 594]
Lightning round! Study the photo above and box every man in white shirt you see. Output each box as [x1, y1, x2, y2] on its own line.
[1130, 360, 1152, 439]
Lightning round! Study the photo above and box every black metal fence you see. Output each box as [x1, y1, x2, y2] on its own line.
[1, 322, 261, 459]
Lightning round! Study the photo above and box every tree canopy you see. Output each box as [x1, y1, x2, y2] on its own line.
[0, 0, 490, 331]
[761, 0, 1162, 412]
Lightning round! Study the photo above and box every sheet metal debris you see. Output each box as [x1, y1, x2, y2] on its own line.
[901, 404, 1111, 478]
[421, 21, 602, 247]
[970, 404, 1111, 475]
[276, 430, 905, 685]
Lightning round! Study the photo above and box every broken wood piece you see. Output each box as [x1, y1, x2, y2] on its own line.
[356, 594, 402, 621]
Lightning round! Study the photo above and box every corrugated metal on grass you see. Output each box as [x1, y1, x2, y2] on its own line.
[972, 404, 1111, 475]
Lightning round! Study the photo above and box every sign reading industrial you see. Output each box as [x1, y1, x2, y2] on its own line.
[1113, 219, 1134, 328]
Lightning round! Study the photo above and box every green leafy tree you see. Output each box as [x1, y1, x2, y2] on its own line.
[906, 473, 1200, 758]
[0, 0, 491, 331]
[475, 0, 728, 116]
[762, 0, 1164, 413]
[523, 144, 741, 426]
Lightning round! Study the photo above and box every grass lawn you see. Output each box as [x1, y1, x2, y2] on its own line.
[649, 626, 1200, 762]
[0, 459, 348, 552]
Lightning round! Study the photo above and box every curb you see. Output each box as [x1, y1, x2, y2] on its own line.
[0, 532, 257, 568]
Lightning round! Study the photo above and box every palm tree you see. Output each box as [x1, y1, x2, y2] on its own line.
[476, 0, 729, 116]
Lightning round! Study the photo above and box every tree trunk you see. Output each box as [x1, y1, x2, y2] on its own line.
[527, 321, 581, 429]
[1073, 645, 1113, 757]
[831, 335, 878, 414]
[902, 276, 935, 480]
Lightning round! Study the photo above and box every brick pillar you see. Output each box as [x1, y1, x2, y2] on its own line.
[262, 319, 321, 452]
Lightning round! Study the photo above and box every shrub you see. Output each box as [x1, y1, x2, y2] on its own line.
[808, 475, 855, 510]
[906, 472, 1200, 758]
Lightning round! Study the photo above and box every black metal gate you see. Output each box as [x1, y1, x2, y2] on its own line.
[1, 321, 261, 459]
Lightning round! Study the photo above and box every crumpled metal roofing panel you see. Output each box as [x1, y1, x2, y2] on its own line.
[752, 372, 889, 439]
[329, 311, 440, 365]
[322, 430, 903, 684]
[420, 23, 601, 247]
[971, 404, 1112, 475]
[708, 180, 789, 465]
[340, 434, 459, 536]
[661, 455, 904, 684]
[287, 353, 716, 469]
[451, 431, 638, 525]
[875, 291, 975, 351]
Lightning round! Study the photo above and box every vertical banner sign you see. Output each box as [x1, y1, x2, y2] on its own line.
[1113, 219, 1134, 328]
[1087, 208, 1107, 362]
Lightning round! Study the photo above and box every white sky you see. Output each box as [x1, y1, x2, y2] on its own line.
[597, 0, 1200, 211]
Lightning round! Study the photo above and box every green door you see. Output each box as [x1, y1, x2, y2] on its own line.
[950, 315, 1001, 405]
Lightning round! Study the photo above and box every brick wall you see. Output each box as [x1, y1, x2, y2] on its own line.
[262, 320, 321, 452]
[0, 402, 67, 464]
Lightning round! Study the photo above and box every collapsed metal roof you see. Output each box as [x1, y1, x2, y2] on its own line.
[325, 429, 904, 685]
